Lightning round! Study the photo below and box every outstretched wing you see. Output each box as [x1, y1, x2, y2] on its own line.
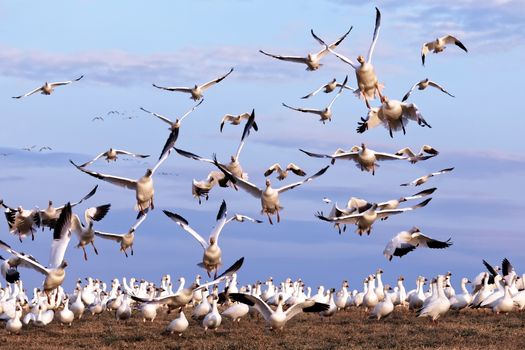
[70, 160, 137, 189]
[366, 7, 381, 63]
[163, 210, 208, 250]
[200, 68, 234, 90]
[49, 203, 73, 268]
[0, 239, 48, 275]
[277, 166, 329, 194]
[229, 293, 273, 321]
[259, 50, 307, 64]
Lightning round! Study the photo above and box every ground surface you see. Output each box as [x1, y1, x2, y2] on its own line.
[1, 307, 525, 349]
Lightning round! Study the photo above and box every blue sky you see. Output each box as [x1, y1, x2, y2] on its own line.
[0, 1, 524, 292]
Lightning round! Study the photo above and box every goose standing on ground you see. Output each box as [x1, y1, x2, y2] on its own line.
[263, 163, 306, 181]
[202, 296, 222, 331]
[301, 78, 355, 99]
[0, 204, 73, 300]
[402, 78, 455, 102]
[152, 68, 233, 101]
[77, 149, 149, 168]
[166, 309, 189, 336]
[421, 35, 468, 65]
[312, 8, 382, 108]
[229, 293, 329, 331]
[12, 75, 84, 99]
[449, 278, 472, 310]
[356, 96, 431, 137]
[383, 227, 452, 261]
[94, 213, 147, 257]
[71, 204, 111, 260]
[220, 112, 259, 132]
[369, 286, 394, 320]
[5, 304, 22, 334]
[417, 275, 451, 322]
[70, 149, 171, 217]
[163, 201, 260, 277]
[259, 28, 352, 71]
[401, 167, 454, 187]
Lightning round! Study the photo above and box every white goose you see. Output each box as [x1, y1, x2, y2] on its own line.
[166, 309, 189, 336]
[402, 78, 455, 102]
[202, 296, 222, 331]
[94, 213, 148, 257]
[12, 75, 83, 99]
[77, 148, 149, 168]
[5, 303, 22, 334]
[153, 68, 233, 100]
[301, 78, 355, 99]
[4, 206, 41, 241]
[401, 167, 454, 187]
[383, 227, 452, 261]
[369, 286, 394, 320]
[421, 35, 468, 66]
[417, 275, 451, 322]
[449, 278, 472, 310]
[263, 163, 306, 181]
[220, 112, 258, 132]
[71, 204, 111, 260]
[259, 28, 352, 71]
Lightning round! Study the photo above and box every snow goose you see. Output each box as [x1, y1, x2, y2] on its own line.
[0, 204, 73, 300]
[38, 185, 98, 230]
[363, 275, 379, 311]
[94, 213, 147, 257]
[263, 163, 306, 181]
[192, 289, 211, 319]
[421, 35, 467, 66]
[70, 289, 85, 319]
[471, 273, 493, 307]
[402, 78, 455, 102]
[152, 68, 233, 101]
[374, 269, 385, 301]
[334, 280, 349, 310]
[164, 201, 259, 277]
[34, 304, 54, 326]
[301, 78, 355, 99]
[401, 167, 454, 187]
[202, 296, 222, 331]
[316, 199, 431, 236]
[383, 227, 452, 261]
[166, 309, 189, 336]
[70, 148, 171, 217]
[491, 279, 515, 314]
[12, 75, 83, 99]
[222, 301, 249, 323]
[479, 275, 505, 308]
[77, 148, 149, 168]
[4, 206, 41, 241]
[376, 188, 436, 219]
[395, 145, 439, 163]
[5, 303, 22, 334]
[417, 275, 450, 322]
[130, 257, 244, 312]
[312, 8, 382, 108]
[369, 286, 394, 320]
[356, 96, 431, 137]
[300, 143, 432, 176]
[408, 277, 427, 310]
[229, 293, 329, 330]
[58, 295, 74, 325]
[449, 278, 472, 310]
[220, 112, 259, 132]
[259, 28, 352, 71]
[70, 204, 111, 260]
[116, 294, 131, 321]
[214, 160, 329, 224]
[283, 75, 349, 124]
[319, 288, 337, 317]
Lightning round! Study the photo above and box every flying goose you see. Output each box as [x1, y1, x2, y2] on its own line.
[282, 75, 349, 124]
[94, 213, 147, 257]
[38, 185, 98, 230]
[383, 227, 452, 261]
[152, 68, 233, 101]
[263, 163, 306, 181]
[77, 149, 149, 168]
[300, 143, 433, 175]
[130, 257, 244, 311]
[220, 112, 259, 132]
[0, 203, 73, 300]
[12, 75, 84, 99]
[421, 35, 468, 66]
[71, 204, 111, 260]
[395, 145, 439, 163]
[214, 160, 330, 224]
[4, 206, 41, 241]
[259, 27, 352, 71]
[316, 199, 432, 236]
[357, 96, 431, 137]
[163, 201, 260, 278]
[70, 149, 171, 217]
[301, 78, 355, 99]
[229, 293, 329, 330]
[402, 79, 455, 102]
[401, 167, 454, 187]
[312, 8, 382, 108]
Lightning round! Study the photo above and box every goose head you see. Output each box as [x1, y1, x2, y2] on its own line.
[265, 179, 272, 188]
[145, 169, 153, 177]
[59, 260, 68, 269]
[357, 55, 365, 64]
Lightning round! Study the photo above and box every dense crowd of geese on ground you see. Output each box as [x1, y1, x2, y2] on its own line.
[0, 6, 476, 334]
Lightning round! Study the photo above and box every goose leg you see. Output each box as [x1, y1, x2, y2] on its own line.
[277, 210, 281, 223]
[82, 246, 88, 261]
[131, 246, 134, 256]
[91, 241, 99, 255]
[124, 250, 128, 258]
[267, 213, 273, 225]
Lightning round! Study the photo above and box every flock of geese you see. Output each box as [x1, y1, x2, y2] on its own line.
[0, 6, 504, 337]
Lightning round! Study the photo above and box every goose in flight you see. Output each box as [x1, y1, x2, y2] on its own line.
[312, 8, 382, 108]
[401, 168, 454, 187]
[152, 68, 233, 101]
[71, 204, 111, 260]
[39, 146, 52, 152]
[0, 203, 73, 300]
[395, 145, 439, 163]
[39, 185, 98, 230]
[229, 293, 329, 330]
[130, 257, 244, 311]
[283, 75, 349, 124]
[383, 227, 452, 261]
[300, 143, 434, 175]
[356, 96, 431, 138]
[70, 150, 170, 217]
[315, 198, 432, 236]
[402, 79, 455, 102]
[421, 35, 467, 66]
[214, 160, 329, 224]
[77, 148, 150, 168]
[301, 78, 355, 99]
[163, 200, 261, 278]
[4, 206, 41, 241]
[94, 213, 147, 257]
[220, 112, 259, 132]
[12, 75, 84, 99]
[264, 163, 306, 181]
[259, 27, 352, 71]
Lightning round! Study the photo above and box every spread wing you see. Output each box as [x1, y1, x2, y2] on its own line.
[49, 75, 84, 87]
[259, 50, 307, 64]
[210, 200, 229, 243]
[139, 107, 174, 125]
[277, 166, 329, 194]
[314, 27, 353, 59]
[49, 203, 73, 268]
[163, 210, 208, 250]
[12, 86, 44, 99]
[70, 160, 137, 189]
[229, 293, 273, 321]
[0, 239, 48, 275]
[152, 84, 192, 93]
[366, 7, 381, 63]
[199, 68, 234, 90]
[310, 29, 357, 70]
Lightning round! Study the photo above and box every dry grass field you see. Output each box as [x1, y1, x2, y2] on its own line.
[2, 307, 525, 350]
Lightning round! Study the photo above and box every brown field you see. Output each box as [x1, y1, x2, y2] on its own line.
[2, 307, 525, 350]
